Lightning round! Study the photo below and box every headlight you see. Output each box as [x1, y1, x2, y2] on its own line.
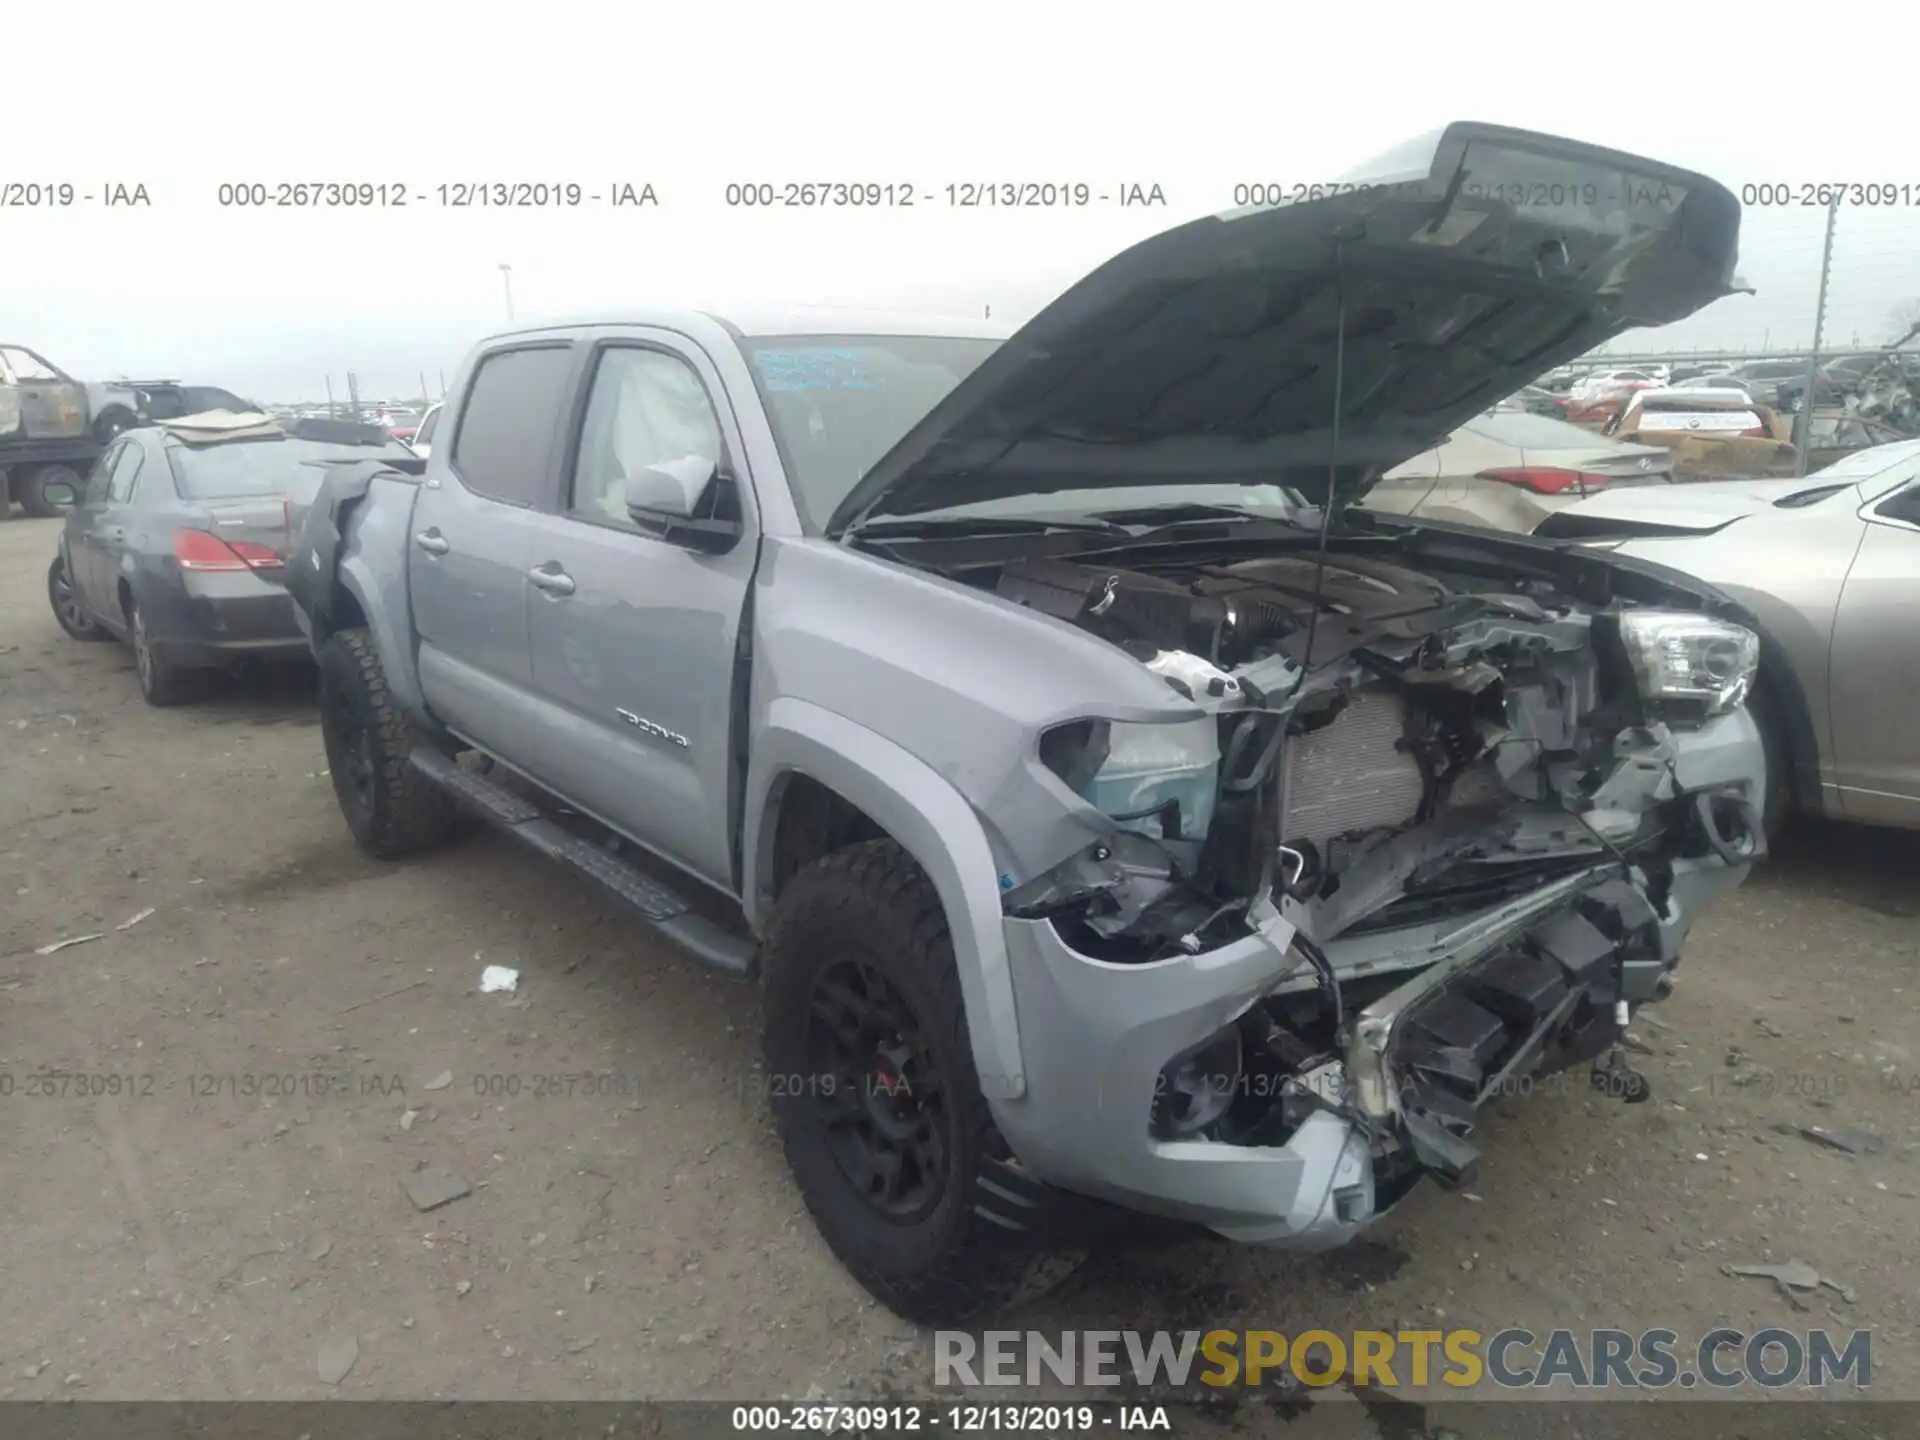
[1619, 610, 1759, 717]
[1039, 716, 1221, 842]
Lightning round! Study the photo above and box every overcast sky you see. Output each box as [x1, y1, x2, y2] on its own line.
[6, 1, 1917, 403]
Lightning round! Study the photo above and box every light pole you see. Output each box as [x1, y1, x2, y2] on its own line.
[498, 264, 516, 322]
[1792, 192, 1842, 478]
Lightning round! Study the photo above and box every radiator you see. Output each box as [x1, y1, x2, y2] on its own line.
[1279, 690, 1428, 849]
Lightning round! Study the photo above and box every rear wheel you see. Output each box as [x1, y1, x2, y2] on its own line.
[130, 601, 195, 707]
[17, 464, 83, 519]
[47, 555, 109, 641]
[762, 839, 1082, 1324]
[317, 627, 461, 859]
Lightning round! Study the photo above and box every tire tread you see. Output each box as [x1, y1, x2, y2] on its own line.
[762, 838, 1081, 1324]
[321, 627, 459, 859]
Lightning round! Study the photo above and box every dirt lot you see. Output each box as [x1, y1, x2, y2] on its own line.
[2, 512, 1918, 1417]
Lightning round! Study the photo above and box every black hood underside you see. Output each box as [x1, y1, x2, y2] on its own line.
[829, 123, 1744, 535]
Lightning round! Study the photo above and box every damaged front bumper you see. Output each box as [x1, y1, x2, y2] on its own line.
[982, 705, 1762, 1248]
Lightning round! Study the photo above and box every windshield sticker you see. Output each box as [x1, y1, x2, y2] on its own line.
[753, 348, 887, 392]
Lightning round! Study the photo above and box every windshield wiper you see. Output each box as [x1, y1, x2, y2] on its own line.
[848, 514, 1133, 539]
[1090, 501, 1301, 528]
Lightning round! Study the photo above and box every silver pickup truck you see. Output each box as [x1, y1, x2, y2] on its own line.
[286, 122, 1769, 1324]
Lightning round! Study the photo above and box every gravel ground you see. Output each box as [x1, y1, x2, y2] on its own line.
[2, 512, 1916, 1423]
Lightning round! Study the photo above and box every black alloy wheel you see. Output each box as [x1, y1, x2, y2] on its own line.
[762, 839, 1084, 1323]
[806, 956, 949, 1223]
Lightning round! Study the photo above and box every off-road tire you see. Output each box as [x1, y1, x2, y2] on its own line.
[47, 555, 109, 641]
[130, 600, 197, 707]
[317, 627, 460, 859]
[17, 463, 84, 519]
[762, 838, 1082, 1324]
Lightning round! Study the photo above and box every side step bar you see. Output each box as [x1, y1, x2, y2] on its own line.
[411, 748, 757, 980]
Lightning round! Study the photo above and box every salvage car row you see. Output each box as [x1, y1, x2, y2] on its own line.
[20, 122, 1920, 1326]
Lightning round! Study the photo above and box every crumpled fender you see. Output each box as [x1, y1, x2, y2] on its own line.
[744, 696, 1026, 1100]
[285, 459, 425, 715]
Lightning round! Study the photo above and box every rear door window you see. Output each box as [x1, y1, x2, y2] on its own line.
[83, 441, 123, 505]
[106, 443, 145, 502]
[449, 345, 575, 508]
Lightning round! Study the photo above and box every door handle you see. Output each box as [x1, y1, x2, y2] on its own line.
[414, 530, 449, 556]
[528, 565, 575, 596]
[102, 529, 126, 542]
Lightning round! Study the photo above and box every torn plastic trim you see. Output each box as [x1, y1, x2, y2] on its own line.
[1278, 860, 1612, 998]
[1342, 865, 1611, 1123]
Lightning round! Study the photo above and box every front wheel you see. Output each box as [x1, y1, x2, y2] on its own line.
[1750, 684, 1794, 841]
[47, 554, 109, 641]
[317, 627, 461, 859]
[762, 839, 1082, 1324]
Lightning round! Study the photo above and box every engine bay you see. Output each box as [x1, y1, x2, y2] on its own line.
[970, 546, 1698, 955]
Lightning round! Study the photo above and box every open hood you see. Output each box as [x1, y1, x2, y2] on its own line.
[827, 122, 1743, 538]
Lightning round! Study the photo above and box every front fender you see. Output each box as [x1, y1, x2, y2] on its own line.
[744, 696, 1026, 1101]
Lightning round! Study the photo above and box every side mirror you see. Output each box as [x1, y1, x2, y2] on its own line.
[623, 455, 711, 519]
[623, 455, 743, 553]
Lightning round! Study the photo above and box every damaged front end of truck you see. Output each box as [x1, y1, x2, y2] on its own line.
[864, 517, 1767, 1235]
[827, 122, 1763, 1236]
[1004, 534, 1761, 1210]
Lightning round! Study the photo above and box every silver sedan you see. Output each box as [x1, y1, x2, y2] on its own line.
[1537, 439, 1920, 832]
[1360, 409, 1674, 534]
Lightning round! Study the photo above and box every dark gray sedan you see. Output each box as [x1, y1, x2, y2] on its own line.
[47, 414, 416, 705]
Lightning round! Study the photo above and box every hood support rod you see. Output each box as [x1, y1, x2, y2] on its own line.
[1287, 245, 1349, 698]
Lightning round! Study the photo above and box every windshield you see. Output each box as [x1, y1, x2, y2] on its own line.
[740, 334, 999, 531]
[167, 435, 414, 499]
[2, 346, 63, 382]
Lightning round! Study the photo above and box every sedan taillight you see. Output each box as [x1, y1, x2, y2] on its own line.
[1478, 467, 1614, 496]
[174, 528, 284, 571]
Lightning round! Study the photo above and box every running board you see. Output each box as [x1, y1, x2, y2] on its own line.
[410, 748, 756, 980]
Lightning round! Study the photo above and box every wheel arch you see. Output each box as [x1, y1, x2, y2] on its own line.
[745, 697, 1026, 1101]
[91, 403, 139, 441]
[1748, 623, 1823, 818]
